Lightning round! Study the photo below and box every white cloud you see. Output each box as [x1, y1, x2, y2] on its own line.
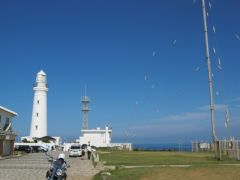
[160, 112, 209, 122]
[114, 104, 228, 140]
[134, 123, 202, 132]
[232, 97, 240, 102]
[198, 104, 227, 112]
[119, 103, 239, 141]
[158, 104, 230, 122]
[129, 122, 210, 140]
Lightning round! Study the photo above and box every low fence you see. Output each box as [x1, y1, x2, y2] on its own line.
[192, 140, 240, 160]
[215, 140, 240, 160]
[110, 143, 133, 151]
[191, 141, 212, 152]
[133, 143, 192, 152]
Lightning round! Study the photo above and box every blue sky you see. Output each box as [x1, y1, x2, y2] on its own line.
[1, 0, 240, 143]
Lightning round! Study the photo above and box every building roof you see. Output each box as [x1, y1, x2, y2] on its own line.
[0, 106, 18, 116]
[36, 136, 56, 141]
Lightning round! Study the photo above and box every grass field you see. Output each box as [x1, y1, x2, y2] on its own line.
[98, 151, 238, 165]
[93, 151, 240, 180]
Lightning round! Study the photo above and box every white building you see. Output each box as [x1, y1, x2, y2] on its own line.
[77, 126, 132, 150]
[79, 126, 112, 147]
[0, 106, 18, 156]
[30, 70, 48, 138]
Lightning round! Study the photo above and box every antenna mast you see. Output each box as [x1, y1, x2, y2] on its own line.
[201, 0, 217, 141]
[81, 87, 90, 130]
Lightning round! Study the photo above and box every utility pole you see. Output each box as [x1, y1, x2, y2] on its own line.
[201, 0, 217, 142]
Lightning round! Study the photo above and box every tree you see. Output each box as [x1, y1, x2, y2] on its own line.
[22, 138, 29, 143]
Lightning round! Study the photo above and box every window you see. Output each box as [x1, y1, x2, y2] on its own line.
[37, 100, 39, 104]
[36, 113, 39, 117]
[3, 117, 10, 131]
[35, 125, 38, 130]
[6, 117, 10, 124]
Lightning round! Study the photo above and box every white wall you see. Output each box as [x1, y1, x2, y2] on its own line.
[3, 141, 11, 156]
[79, 127, 112, 147]
[30, 70, 48, 138]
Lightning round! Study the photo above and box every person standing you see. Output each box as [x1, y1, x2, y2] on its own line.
[87, 143, 92, 160]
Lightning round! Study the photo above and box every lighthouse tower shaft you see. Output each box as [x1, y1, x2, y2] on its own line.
[30, 70, 48, 138]
[81, 96, 90, 130]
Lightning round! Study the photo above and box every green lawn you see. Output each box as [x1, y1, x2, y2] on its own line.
[98, 151, 237, 166]
[93, 151, 240, 180]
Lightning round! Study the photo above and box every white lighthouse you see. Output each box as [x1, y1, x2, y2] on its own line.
[30, 70, 48, 138]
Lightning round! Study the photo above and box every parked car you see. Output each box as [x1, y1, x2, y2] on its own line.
[32, 146, 42, 153]
[69, 144, 82, 157]
[39, 146, 48, 152]
[81, 144, 87, 149]
[16, 145, 33, 153]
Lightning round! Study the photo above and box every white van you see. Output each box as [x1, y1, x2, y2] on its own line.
[69, 144, 82, 157]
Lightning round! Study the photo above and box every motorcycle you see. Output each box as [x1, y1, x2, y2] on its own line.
[45, 153, 70, 180]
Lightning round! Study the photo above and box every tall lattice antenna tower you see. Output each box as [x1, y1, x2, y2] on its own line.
[81, 87, 90, 130]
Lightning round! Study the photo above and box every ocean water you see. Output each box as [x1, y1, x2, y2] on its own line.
[133, 143, 192, 152]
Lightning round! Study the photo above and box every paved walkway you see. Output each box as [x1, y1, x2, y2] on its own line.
[0, 151, 103, 180]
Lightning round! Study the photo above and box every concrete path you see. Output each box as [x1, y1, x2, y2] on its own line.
[122, 165, 192, 169]
[0, 151, 103, 180]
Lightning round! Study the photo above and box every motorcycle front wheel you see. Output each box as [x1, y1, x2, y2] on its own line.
[63, 172, 67, 180]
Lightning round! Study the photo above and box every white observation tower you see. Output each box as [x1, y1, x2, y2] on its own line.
[30, 70, 48, 138]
